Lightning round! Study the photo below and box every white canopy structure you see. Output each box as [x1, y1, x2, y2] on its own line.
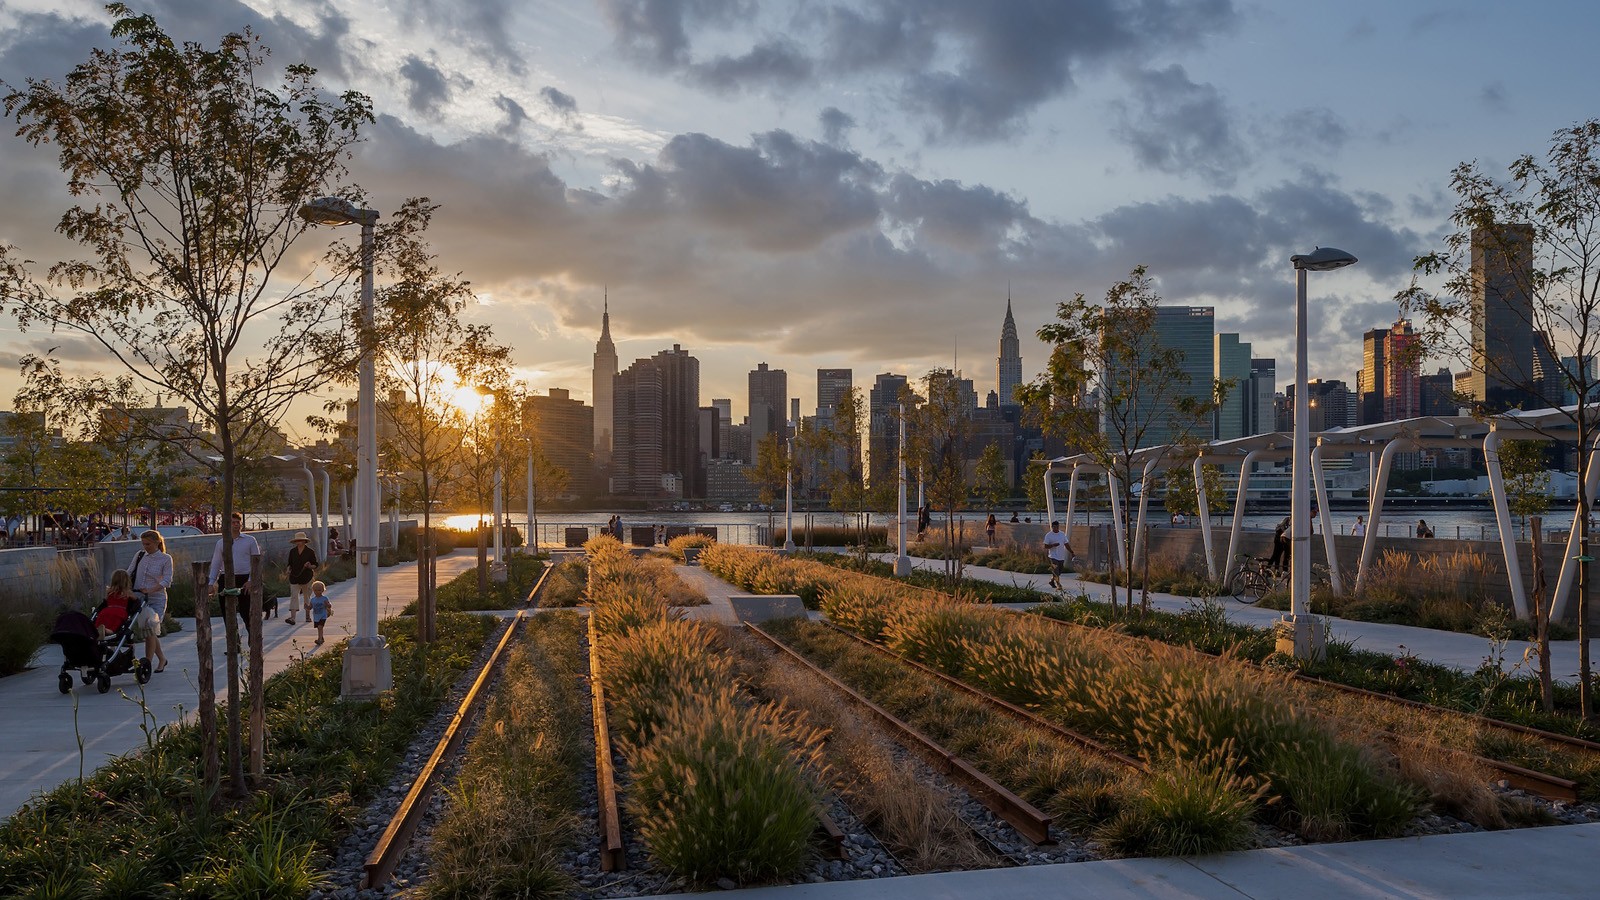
[1039, 406, 1600, 620]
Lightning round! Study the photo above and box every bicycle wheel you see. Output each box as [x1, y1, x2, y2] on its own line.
[1226, 563, 1249, 601]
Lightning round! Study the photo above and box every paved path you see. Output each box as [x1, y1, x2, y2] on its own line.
[873, 553, 1584, 680]
[644, 822, 1600, 899]
[674, 564, 742, 624]
[0, 551, 478, 819]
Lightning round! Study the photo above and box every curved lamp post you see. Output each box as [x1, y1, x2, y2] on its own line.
[299, 197, 390, 699]
[1287, 246, 1357, 661]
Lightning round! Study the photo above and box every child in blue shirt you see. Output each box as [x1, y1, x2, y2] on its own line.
[309, 580, 333, 645]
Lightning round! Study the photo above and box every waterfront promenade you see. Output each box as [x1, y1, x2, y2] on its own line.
[0, 551, 477, 818]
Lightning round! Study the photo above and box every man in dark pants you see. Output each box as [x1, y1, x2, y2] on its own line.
[1268, 516, 1291, 572]
[208, 512, 262, 632]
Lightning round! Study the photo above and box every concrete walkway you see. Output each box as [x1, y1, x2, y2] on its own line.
[875, 553, 1583, 680]
[644, 822, 1600, 899]
[0, 551, 478, 819]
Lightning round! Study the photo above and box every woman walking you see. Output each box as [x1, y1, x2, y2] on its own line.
[131, 529, 174, 672]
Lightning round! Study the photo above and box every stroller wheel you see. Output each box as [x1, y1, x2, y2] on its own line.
[58, 673, 73, 694]
[82, 672, 95, 685]
[96, 674, 111, 694]
[136, 658, 152, 685]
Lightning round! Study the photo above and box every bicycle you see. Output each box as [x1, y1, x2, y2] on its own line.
[1226, 556, 1286, 603]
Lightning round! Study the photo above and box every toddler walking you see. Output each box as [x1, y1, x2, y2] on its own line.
[309, 581, 333, 645]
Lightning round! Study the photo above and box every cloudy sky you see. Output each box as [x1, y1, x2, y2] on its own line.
[1, 0, 1596, 442]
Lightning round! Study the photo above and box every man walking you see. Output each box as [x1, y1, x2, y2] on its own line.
[285, 531, 319, 625]
[1043, 521, 1072, 591]
[208, 512, 262, 633]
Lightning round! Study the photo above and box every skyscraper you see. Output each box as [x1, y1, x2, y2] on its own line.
[1214, 333, 1251, 440]
[611, 345, 702, 497]
[1246, 358, 1276, 436]
[868, 373, 908, 489]
[592, 295, 617, 464]
[748, 362, 787, 454]
[997, 296, 1022, 407]
[525, 389, 595, 496]
[1467, 224, 1562, 410]
[1110, 306, 1214, 448]
[816, 368, 853, 421]
[1360, 319, 1422, 424]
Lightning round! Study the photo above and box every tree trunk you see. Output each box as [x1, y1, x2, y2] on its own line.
[247, 553, 264, 782]
[192, 561, 218, 796]
[221, 583, 244, 798]
[1532, 517, 1554, 713]
[477, 522, 488, 599]
[416, 521, 430, 644]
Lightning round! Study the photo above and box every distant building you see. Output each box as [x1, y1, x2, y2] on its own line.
[711, 398, 733, 459]
[816, 368, 853, 422]
[1107, 305, 1214, 448]
[1419, 367, 1458, 417]
[1467, 224, 1562, 410]
[748, 362, 787, 459]
[1214, 333, 1252, 441]
[868, 373, 908, 490]
[592, 296, 617, 464]
[997, 296, 1023, 407]
[1359, 319, 1421, 424]
[612, 345, 702, 497]
[525, 388, 594, 497]
[1246, 359, 1276, 436]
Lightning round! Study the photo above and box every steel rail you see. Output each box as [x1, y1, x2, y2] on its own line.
[744, 622, 1054, 845]
[587, 614, 627, 872]
[361, 610, 526, 890]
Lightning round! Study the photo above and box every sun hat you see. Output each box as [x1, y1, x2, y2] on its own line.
[291, 532, 311, 543]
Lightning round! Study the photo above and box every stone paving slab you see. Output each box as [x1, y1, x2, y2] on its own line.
[0, 551, 479, 819]
[642, 823, 1600, 899]
[871, 553, 1583, 680]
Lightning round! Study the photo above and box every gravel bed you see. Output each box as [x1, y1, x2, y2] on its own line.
[310, 614, 516, 900]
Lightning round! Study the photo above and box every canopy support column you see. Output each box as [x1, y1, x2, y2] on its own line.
[1551, 434, 1600, 620]
[1223, 449, 1266, 589]
[1354, 438, 1408, 595]
[1195, 454, 1217, 581]
[1313, 441, 1342, 595]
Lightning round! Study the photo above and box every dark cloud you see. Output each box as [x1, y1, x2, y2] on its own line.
[596, 0, 1239, 142]
[540, 86, 578, 113]
[1112, 65, 1248, 187]
[399, 0, 525, 72]
[1272, 107, 1350, 156]
[399, 56, 455, 117]
[882, 174, 1032, 252]
[1480, 82, 1510, 113]
[819, 106, 855, 145]
[496, 95, 529, 134]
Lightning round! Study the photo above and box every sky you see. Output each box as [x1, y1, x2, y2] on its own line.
[1, 0, 1598, 444]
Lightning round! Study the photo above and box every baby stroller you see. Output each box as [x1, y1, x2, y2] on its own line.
[49, 596, 153, 694]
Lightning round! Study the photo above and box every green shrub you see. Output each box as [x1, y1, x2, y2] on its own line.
[0, 611, 48, 676]
[627, 687, 824, 883]
[1096, 761, 1259, 856]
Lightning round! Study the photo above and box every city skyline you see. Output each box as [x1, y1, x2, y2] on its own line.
[2, 3, 1599, 443]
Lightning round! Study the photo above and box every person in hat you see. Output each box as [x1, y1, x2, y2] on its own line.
[285, 530, 320, 625]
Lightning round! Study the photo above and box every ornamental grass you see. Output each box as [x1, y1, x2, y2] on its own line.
[586, 535, 824, 884]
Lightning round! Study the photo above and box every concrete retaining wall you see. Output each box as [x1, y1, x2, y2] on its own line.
[0, 522, 418, 607]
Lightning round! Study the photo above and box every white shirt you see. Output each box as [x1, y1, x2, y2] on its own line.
[1352, 522, 1366, 537]
[209, 531, 262, 582]
[1043, 530, 1069, 561]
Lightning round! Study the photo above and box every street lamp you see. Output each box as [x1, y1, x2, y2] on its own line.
[895, 402, 911, 576]
[784, 427, 796, 553]
[298, 196, 390, 699]
[1287, 246, 1357, 661]
[475, 386, 507, 582]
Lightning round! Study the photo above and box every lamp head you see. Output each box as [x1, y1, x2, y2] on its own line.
[1291, 246, 1358, 271]
[298, 196, 378, 227]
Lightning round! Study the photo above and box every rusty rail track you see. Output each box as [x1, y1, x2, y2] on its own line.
[745, 621, 1054, 845]
[362, 611, 526, 890]
[587, 615, 627, 872]
[523, 560, 555, 607]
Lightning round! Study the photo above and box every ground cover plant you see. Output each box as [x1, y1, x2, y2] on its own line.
[536, 558, 588, 608]
[425, 611, 588, 898]
[665, 532, 716, 561]
[964, 547, 1052, 575]
[0, 612, 497, 897]
[585, 535, 824, 884]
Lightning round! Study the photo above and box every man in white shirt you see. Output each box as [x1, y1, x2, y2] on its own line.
[1352, 515, 1366, 537]
[1043, 521, 1072, 590]
[209, 512, 263, 633]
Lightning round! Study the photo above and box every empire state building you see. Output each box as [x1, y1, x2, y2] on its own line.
[593, 296, 617, 464]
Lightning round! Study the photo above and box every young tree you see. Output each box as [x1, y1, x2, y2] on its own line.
[821, 387, 885, 561]
[746, 431, 789, 544]
[1499, 439, 1551, 530]
[1399, 119, 1600, 716]
[0, 6, 374, 797]
[905, 370, 974, 589]
[974, 441, 1009, 518]
[1017, 267, 1226, 616]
